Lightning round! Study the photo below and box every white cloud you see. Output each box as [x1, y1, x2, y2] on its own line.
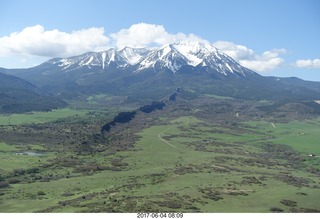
[213, 41, 255, 61]
[295, 59, 320, 68]
[0, 25, 110, 58]
[111, 29, 287, 72]
[0, 23, 205, 59]
[213, 41, 286, 72]
[110, 23, 204, 49]
[239, 49, 286, 72]
[0, 23, 289, 73]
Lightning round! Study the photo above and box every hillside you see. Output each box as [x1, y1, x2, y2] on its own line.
[3, 41, 320, 103]
[0, 72, 66, 113]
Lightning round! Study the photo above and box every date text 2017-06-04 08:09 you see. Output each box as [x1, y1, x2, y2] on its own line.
[137, 213, 184, 218]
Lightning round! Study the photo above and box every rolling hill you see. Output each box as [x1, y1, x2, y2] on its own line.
[2, 40, 320, 103]
[0, 72, 66, 113]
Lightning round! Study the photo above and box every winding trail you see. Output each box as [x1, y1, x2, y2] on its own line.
[157, 126, 177, 149]
[157, 116, 191, 149]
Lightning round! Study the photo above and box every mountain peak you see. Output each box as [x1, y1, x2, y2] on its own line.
[38, 40, 255, 77]
[170, 40, 218, 66]
[118, 47, 150, 65]
[135, 40, 253, 76]
[173, 40, 218, 53]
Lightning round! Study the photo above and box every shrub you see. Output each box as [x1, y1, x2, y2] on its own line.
[280, 199, 297, 207]
[7, 178, 20, 184]
[270, 207, 284, 212]
[37, 191, 46, 196]
[12, 169, 25, 176]
[26, 167, 40, 174]
[62, 192, 74, 197]
[0, 181, 9, 188]
[59, 201, 66, 206]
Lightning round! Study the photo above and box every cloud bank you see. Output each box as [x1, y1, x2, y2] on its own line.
[295, 59, 320, 68]
[0, 25, 110, 58]
[0, 23, 288, 72]
[213, 41, 286, 72]
[110, 23, 204, 49]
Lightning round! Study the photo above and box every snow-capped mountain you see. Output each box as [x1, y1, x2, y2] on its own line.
[43, 40, 255, 77]
[136, 41, 254, 76]
[118, 47, 150, 65]
[50, 47, 150, 71]
[136, 44, 190, 72]
[3, 39, 320, 103]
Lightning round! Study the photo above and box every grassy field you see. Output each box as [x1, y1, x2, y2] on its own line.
[118, 116, 320, 212]
[0, 108, 87, 125]
[0, 142, 54, 172]
[244, 119, 320, 154]
[272, 121, 320, 154]
[1, 112, 320, 212]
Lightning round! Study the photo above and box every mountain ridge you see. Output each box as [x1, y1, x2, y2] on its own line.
[0, 72, 67, 113]
[2, 40, 320, 103]
[26, 40, 257, 77]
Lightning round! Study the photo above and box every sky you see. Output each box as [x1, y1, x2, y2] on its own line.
[0, 0, 319, 81]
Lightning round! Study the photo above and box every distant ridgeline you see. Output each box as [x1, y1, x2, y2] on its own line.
[101, 101, 166, 134]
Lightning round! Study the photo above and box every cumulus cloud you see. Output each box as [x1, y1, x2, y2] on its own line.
[213, 41, 286, 72]
[295, 59, 320, 68]
[0, 25, 110, 58]
[213, 41, 256, 61]
[0, 23, 288, 73]
[239, 49, 286, 72]
[0, 23, 206, 60]
[110, 23, 204, 49]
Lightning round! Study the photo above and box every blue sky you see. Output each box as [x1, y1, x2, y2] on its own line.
[0, 0, 319, 81]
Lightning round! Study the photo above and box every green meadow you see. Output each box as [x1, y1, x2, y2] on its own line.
[0, 108, 87, 125]
[0, 112, 320, 212]
[244, 119, 320, 154]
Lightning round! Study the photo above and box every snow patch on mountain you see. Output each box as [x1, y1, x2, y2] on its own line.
[173, 41, 216, 66]
[101, 52, 106, 69]
[81, 56, 94, 66]
[48, 40, 255, 77]
[118, 47, 148, 65]
[108, 49, 115, 62]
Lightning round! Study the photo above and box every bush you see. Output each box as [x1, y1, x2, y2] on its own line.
[26, 167, 40, 174]
[12, 169, 25, 176]
[0, 181, 9, 188]
[7, 178, 20, 184]
[280, 199, 297, 207]
[62, 191, 74, 197]
[270, 207, 284, 212]
[37, 191, 46, 196]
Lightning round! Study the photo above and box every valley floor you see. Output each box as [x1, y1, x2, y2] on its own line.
[0, 97, 319, 213]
